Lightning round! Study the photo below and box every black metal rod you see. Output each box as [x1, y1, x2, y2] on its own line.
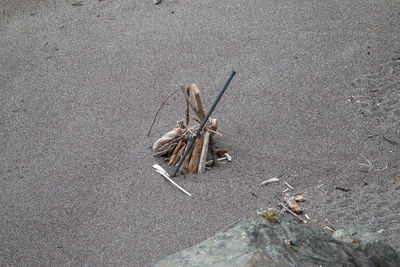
[171, 70, 236, 177]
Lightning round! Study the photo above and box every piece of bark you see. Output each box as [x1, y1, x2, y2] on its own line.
[188, 135, 204, 174]
[189, 84, 205, 120]
[198, 131, 210, 174]
[284, 195, 303, 214]
[216, 149, 228, 156]
[168, 139, 184, 166]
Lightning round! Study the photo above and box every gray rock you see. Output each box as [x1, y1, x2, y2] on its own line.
[333, 224, 400, 267]
[155, 212, 400, 267]
[153, 0, 161, 5]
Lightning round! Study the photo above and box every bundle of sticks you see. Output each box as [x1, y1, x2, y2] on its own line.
[151, 84, 229, 174]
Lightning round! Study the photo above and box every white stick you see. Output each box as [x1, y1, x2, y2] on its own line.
[152, 164, 192, 196]
[224, 153, 232, 162]
[206, 157, 227, 166]
[260, 178, 280, 186]
[284, 182, 294, 190]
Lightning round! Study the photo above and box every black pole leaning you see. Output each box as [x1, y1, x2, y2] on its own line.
[171, 70, 236, 177]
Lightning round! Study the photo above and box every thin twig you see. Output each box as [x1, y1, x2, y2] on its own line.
[279, 203, 308, 223]
[360, 155, 374, 171]
[333, 186, 351, 192]
[382, 135, 399, 145]
[324, 218, 336, 231]
[185, 87, 190, 127]
[147, 87, 181, 136]
[284, 182, 294, 190]
[206, 129, 223, 136]
[180, 85, 203, 120]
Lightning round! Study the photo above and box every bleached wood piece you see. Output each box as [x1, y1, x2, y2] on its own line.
[205, 157, 227, 166]
[153, 164, 192, 196]
[284, 182, 294, 190]
[260, 178, 280, 186]
[294, 195, 306, 202]
[198, 131, 210, 174]
[224, 153, 232, 162]
[152, 128, 182, 151]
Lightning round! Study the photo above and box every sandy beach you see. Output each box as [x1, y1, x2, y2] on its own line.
[1, 1, 399, 265]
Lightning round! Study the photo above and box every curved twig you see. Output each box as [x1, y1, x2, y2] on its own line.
[147, 87, 181, 136]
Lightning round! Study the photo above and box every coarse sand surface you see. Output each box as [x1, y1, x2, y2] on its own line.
[1, 0, 399, 265]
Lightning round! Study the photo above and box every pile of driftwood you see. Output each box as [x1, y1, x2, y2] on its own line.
[151, 84, 230, 174]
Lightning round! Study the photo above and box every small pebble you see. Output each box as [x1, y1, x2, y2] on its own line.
[153, 0, 161, 4]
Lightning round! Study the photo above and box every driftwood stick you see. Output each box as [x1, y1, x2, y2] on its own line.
[185, 87, 190, 126]
[188, 135, 204, 174]
[209, 119, 218, 166]
[189, 84, 206, 119]
[152, 146, 175, 157]
[180, 86, 202, 120]
[168, 139, 184, 166]
[205, 157, 228, 166]
[198, 131, 210, 174]
[280, 203, 308, 223]
[181, 142, 194, 171]
[156, 140, 177, 153]
[174, 143, 187, 166]
[147, 87, 181, 136]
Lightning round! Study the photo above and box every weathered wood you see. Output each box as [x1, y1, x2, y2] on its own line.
[153, 128, 182, 151]
[209, 119, 218, 166]
[181, 142, 195, 171]
[216, 148, 228, 156]
[260, 178, 280, 186]
[189, 84, 206, 119]
[198, 131, 210, 174]
[169, 140, 186, 166]
[294, 195, 306, 202]
[284, 195, 303, 214]
[168, 139, 184, 165]
[188, 135, 204, 174]
[185, 87, 190, 126]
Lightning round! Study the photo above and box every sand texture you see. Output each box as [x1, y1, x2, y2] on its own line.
[1, 0, 399, 265]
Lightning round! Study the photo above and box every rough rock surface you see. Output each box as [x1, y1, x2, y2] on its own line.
[155, 213, 400, 267]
